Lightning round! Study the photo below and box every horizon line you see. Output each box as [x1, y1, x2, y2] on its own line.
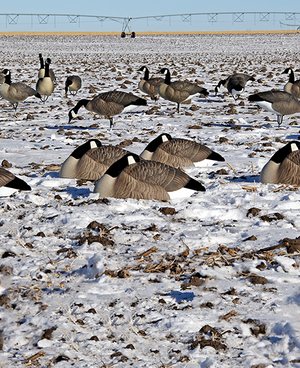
[0, 29, 298, 36]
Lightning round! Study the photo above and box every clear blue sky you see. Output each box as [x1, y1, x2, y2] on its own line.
[0, 1, 299, 33]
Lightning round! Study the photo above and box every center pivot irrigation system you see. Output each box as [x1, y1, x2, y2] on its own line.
[0, 12, 300, 36]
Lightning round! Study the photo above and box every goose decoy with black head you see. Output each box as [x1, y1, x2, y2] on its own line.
[94, 152, 205, 201]
[282, 68, 300, 99]
[68, 91, 147, 128]
[140, 133, 225, 167]
[59, 139, 130, 180]
[0, 167, 31, 196]
[158, 68, 209, 112]
[38, 53, 56, 82]
[0, 69, 41, 113]
[36, 58, 55, 102]
[216, 73, 255, 100]
[214, 76, 230, 96]
[248, 90, 300, 126]
[259, 141, 300, 185]
[65, 75, 82, 96]
[138, 66, 164, 100]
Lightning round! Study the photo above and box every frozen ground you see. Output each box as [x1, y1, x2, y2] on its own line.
[0, 32, 300, 367]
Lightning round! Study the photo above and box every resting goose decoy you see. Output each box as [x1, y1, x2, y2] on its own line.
[38, 53, 56, 82]
[216, 73, 255, 100]
[248, 90, 300, 126]
[138, 66, 164, 100]
[0, 167, 31, 196]
[36, 58, 55, 102]
[94, 152, 205, 201]
[259, 141, 300, 185]
[282, 68, 300, 99]
[59, 139, 130, 180]
[158, 68, 209, 112]
[68, 91, 147, 128]
[0, 69, 41, 112]
[140, 133, 225, 167]
[65, 75, 82, 96]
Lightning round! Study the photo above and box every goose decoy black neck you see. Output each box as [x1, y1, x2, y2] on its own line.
[68, 99, 89, 123]
[282, 67, 294, 82]
[143, 133, 172, 153]
[39, 53, 44, 69]
[138, 66, 150, 80]
[2, 69, 11, 84]
[159, 68, 171, 84]
[71, 139, 102, 159]
[105, 153, 139, 178]
[270, 141, 300, 164]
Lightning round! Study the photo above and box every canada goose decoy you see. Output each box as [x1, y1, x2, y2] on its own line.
[0, 167, 31, 196]
[214, 76, 230, 96]
[259, 141, 300, 185]
[94, 152, 205, 201]
[282, 68, 300, 99]
[0, 69, 41, 113]
[59, 139, 130, 180]
[216, 73, 255, 100]
[68, 91, 147, 128]
[38, 53, 56, 82]
[138, 66, 164, 100]
[36, 58, 55, 102]
[248, 90, 300, 126]
[158, 68, 209, 112]
[140, 133, 225, 167]
[65, 75, 82, 96]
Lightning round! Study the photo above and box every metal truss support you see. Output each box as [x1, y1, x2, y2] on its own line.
[6, 14, 19, 26]
[38, 15, 49, 24]
[208, 13, 218, 23]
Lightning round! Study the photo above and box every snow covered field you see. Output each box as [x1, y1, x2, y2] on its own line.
[1, 32, 300, 367]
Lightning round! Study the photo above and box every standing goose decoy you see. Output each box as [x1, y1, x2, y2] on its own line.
[68, 91, 147, 128]
[259, 141, 300, 185]
[217, 73, 255, 100]
[94, 152, 205, 201]
[38, 53, 56, 82]
[36, 58, 55, 102]
[282, 68, 300, 99]
[248, 90, 300, 126]
[0, 167, 31, 196]
[158, 68, 209, 112]
[0, 69, 41, 113]
[138, 66, 164, 100]
[140, 133, 225, 167]
[65, 75, 82, 96]
[59, 139, 130, 180]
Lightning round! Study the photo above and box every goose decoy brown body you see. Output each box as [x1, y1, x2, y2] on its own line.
[248, 90, 300, 126]
[65, 75, 82, 96]
[0, 69, 41, 112]
[59, 139, 130, 180]
[0, 167, 31, 196]
[140, 133, 225, 167]
[36, 58, 55, 102]
[68, 91, 147, 128]
[138, 66, 164, 100]
[158, 68, 209, 112]
[282, 68, 300, 99]
[216, 73, 255, 100]
[38, 53, 56, 82]
[94, 152, 205, 201]
[259, 141, 300, 185]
